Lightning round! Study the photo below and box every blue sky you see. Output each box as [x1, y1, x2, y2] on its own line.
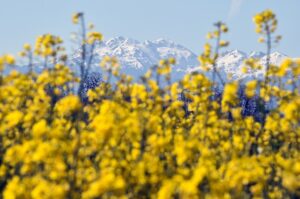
[0, 0, 299, 57]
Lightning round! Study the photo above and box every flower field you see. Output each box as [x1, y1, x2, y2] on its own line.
[0, 10, 299, 199]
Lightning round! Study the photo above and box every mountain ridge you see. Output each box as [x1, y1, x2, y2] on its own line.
[72, 36, 290, 82]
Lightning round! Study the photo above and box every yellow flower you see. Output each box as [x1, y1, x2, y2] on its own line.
[277, 58, 292, 77]
[32, 120, 48, 138]
[219, 40, 229, 47]
[24, 43, 31, 51]
[282, 102, 299, 122]
[18, 51, 26, 57]
[72, 12, 82, 24]
[168, 57, 176, 65]
[222, 82, 239, 111]
[241, 66, 248, 74]
[253, 10, 278, 40]
[258, 37, 265, 43]
[4, 54, 15, 65]
[157, 58, 174, 75]
[206, 33, 213, 39]
[231, 107, 242, 120]
[0, 57, 4, 71]
[221, 24, 229, 33]
[245, 80, 257, 98]
[4, 111, 24, 128]
[253, 15, 263, 24]
[55, 95, 82, 117]
[87, 32, 103, 44]
[3, 177, 25, 199]
[158, 181, 176, 199]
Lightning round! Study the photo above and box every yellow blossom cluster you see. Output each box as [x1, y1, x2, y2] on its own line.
[34, 34, 64, 58]
[253, 10, 281, 45]
[0, 54, 15, 72]
[87, 32, 103, 45]
[72, 12, 83, 24]
[158, 57, 176, 75]
[0, 10, 300, 199]
[198, 21, 228, 84]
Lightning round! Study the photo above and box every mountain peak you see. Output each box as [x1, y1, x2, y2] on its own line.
[154, 37, 173, 43]
[270, 51, 287, 57]
[249, 51, 266, 59]
[231, 49, 245, 54]
[221, 49, 246, 57]
[151, 38, 180, 47]
[106, 36, 126, 43]
[105, 36, 140, 47]
[219, 50, 247, 62]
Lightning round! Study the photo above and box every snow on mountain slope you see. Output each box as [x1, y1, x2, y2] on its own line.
[144, 38, 198, 71]
[69, 36, 292, 83]
[95, 37, 153, 69]
[68, 36, 199, 81]
[260, 51, 288, 66]
[218, 51, 288, 80]
[249, 51, 266, 59]
[216, 50, 248, 80]
[92, 37, 198, 72]
[188, 50, 290, 83]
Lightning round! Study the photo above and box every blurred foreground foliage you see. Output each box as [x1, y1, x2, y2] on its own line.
[0, 10, 300, 199]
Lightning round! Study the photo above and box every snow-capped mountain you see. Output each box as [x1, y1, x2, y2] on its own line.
[92, 36, 198, 71]
[70, 36, 199, 80]
[71, 36, 290, 83]
[188, 50, 289, 83]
